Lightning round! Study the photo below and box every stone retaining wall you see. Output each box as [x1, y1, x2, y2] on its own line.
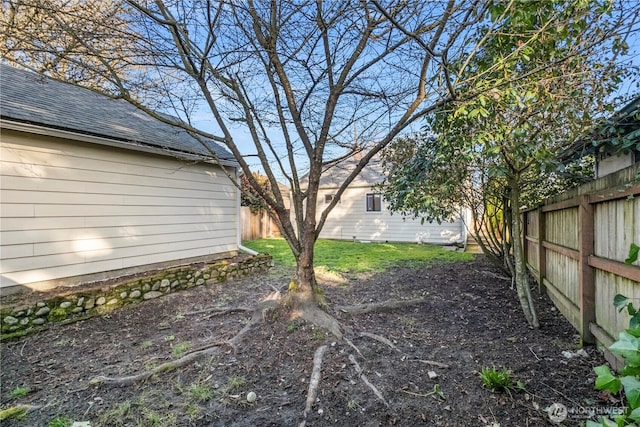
[1, 254, 272, 337]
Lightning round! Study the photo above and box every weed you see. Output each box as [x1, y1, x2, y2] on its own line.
[185, 403, 201, 420]
[141, 340, 153, 350]
[10, 386, 30, 398]
[480, 367, 523, 396]
[164, 335, 175, 342]
[287, 321, 299, 333]
[189, 383, 212, 401]
[48, 416, 73, 427]
[402, 316, 416, 329]
[97, 400, 132, 426]
[172, 342, 190, 358]
[346, 398, 361, 411]
[175, 312, 185, 321]
[226, 375, 246, 391]
[311, 328, 326, 340]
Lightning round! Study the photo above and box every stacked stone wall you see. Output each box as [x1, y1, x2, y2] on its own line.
[1, 254, 272, 338]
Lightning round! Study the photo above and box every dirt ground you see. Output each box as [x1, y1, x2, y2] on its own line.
[0, 257, 620, 426]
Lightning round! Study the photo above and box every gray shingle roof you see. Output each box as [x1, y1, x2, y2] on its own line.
[0, 64, 235, 163]
[317, 157, 385, 188]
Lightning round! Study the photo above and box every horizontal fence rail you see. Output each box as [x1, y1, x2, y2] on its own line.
[523, 164, 640, 369]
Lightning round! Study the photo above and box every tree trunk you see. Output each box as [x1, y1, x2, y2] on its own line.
[509, 175, 539, 328]
[283, 230, 343, 338]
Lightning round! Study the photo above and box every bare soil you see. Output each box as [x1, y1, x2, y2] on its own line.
[0, 257, 617, 426]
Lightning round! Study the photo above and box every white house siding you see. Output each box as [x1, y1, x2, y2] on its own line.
[316, 187, 464, 244]
[0, 129, 237, 289]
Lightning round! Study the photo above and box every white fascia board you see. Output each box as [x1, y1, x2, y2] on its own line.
[0, 119, 238, 168]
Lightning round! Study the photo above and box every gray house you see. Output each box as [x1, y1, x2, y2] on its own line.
[0, 64, 241, 293]
[311, 157, 466, 244]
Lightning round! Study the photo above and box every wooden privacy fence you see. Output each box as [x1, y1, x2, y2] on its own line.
[523, 164, 640, 365]
[241, 207, 281, 241]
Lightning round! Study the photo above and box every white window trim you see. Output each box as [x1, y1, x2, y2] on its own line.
[365, 193, 382, 213]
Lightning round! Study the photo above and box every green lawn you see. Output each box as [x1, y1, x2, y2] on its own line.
[242, 238, 473, 275]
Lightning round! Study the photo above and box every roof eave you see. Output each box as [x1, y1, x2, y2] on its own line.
[0, 118, 239, 168]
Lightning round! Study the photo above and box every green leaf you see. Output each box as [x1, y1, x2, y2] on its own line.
[625, 243, 639, 265]
[629, 406, 640, 422]
[610, 332, 640, 366]
[621, 375, 640, 409]
[594, 365, 622, 394]
[614, 294, 630, 312]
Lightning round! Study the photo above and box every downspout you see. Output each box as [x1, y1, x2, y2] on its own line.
[236, 169, 259, 256]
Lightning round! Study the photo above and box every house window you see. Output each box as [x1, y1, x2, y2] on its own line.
[366, 193, 382, 212]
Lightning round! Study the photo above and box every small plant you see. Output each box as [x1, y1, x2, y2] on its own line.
[346, 397, 361, 411]
[590, 293, 640, 426]
[217, 375, 247, 404]
[480, 367, 523, 396]
[189, 383, 212, 401]
[11, 386, 30, 398]
[172, 342, 190, 358]
[287, 321, 299, 333]
[141, 340, 153, 349]
[164, 335, 175, 342]
[226, 375, 247, 391]
[311, 327, 326, 340]
[48, 416, 73, 427]
[402, 316, 416, 329]
[185, 403, 201, 420]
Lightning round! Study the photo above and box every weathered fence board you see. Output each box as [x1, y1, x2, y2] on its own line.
[241, 207, 281, 241]
[524, 163, 640, 363]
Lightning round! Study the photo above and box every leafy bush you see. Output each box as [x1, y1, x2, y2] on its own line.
[590, 294, 640, 426]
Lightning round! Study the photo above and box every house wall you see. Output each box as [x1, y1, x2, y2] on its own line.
[596, 152, 635, 178]
[316, 187, 464, 244]
[0, 129, 238, 291]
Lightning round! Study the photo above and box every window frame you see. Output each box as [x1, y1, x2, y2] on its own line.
[365, 193, 382, 212]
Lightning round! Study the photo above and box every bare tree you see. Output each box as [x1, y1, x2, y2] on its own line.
[4, 0, 635, 334]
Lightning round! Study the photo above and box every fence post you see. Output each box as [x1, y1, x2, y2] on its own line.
[579, 195, 595, 344]
[537, 207, 546, 294]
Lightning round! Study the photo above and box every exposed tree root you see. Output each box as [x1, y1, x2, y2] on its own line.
[358, 332, 398, 350]
[91, 345, 222, 386]
[89, 286, 427, 389]
[193, 306, 253, 319]
[336, 298, 427, 315]
[90, 299, 279, 387]
[299, 345, 328, 427]
[348, 354, 389, 408]
[408, 358, 450, 369]
[0, 404, 43, 421]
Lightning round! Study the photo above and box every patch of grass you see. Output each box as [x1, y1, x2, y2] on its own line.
[141, 340, 153, 350]
[402, 316, 416, 329]
[48, 416, 73, 427]
[185, 403, 201, 421]
[11, 386, 30, 398]
[97, 400, 132, 426]
[242, 238, 473, 275]
[189, 383, 213, 401]
[172, 342, 190, 358]
[216, 375, 247, 404]
[226, 375, 246, 391]
[287, 321, 299, 333]
[311, 327, 326, 341]
[480, 367, 524, 395]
